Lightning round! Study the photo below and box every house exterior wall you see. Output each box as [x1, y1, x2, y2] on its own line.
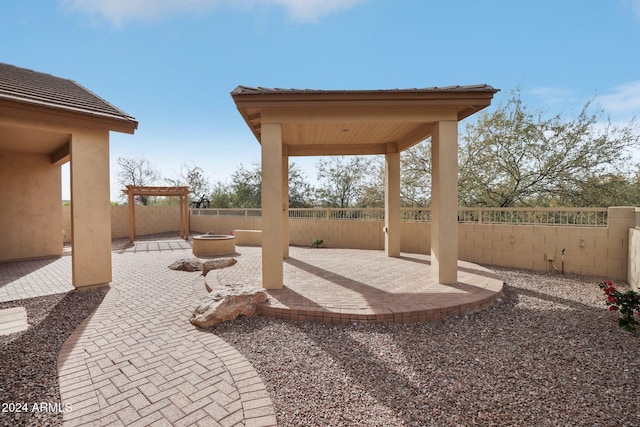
[0, 151, 62, 261]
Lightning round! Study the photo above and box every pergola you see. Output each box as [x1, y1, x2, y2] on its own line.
[232, 85, 499, 289]
[121, 185, 190, 242]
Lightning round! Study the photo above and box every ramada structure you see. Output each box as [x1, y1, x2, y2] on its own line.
[0, 60, 501, 292]
[0, 63, 137, 288]
[231, 85, 499, 289]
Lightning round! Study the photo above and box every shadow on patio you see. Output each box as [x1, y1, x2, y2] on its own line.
[212, 246, 504, 324]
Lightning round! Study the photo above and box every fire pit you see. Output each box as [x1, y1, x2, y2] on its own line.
[192, 234, 236, 257]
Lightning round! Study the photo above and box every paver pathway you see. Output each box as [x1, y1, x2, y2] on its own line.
[0, 256, 73, 302]
[57, 241, 276, 426]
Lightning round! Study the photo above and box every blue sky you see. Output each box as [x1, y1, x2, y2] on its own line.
[2, 0, 639, 201]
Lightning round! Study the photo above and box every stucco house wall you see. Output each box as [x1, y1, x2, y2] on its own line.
[0, 151, 62, 260]
[1, 62, 137, 288]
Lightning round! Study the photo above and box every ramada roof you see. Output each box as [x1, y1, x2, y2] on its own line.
[0, 62, 137, 131]
[231, 84, 499, 155]
[231, 84, 498, 96]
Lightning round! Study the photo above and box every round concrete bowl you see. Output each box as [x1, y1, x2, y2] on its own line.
[192, 234, 236, 257]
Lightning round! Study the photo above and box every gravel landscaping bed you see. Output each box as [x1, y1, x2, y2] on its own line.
[1, 260, 638, 426]
[0, 289, 106, 427]
[214, 268, 640, 426]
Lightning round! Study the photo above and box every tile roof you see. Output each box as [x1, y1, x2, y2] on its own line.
[231, 84, 499, 96]
[0, 62, 137, 128]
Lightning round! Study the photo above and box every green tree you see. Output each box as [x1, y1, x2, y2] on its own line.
[211, 162, 315, 208]
[229, 163, 262, 208]
[116, 157, 161, 205]
[315, 156, 378, 208]
[401, 140, 432, 206]
[358, 158, 385, 208]
[562, 165, 640, 207]
[165, 162, 211, 206]
[458, 90, 640, 207]
[209, 182, 233, 208]
[288, 164, 315, 208]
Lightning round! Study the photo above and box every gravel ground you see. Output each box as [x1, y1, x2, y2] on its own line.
[214, 268, 640, 427]
[2, 251, 639, 426]
[0, 289, 106, 427]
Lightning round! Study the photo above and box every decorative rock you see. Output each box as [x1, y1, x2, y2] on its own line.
[168, 258, 202, 272]
[190, 284, 267, 328]
[168, 258, 237, 275]
[202, 258, 237, 277]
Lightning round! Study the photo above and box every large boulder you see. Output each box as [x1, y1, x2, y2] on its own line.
[190, 284, 267, 328]
[168, 258, 202, 272]
[168, 258, 237, 275]
[202, 258, 237, 276]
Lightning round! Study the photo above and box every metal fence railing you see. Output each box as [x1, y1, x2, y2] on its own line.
[191, 207, 609, 227]
[191, 208, 262, 217]
[288, 208, 385, 221]
[457, 208, 608, 227]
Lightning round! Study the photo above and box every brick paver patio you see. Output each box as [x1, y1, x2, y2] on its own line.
[0, 256, 74, 301]
[212, 246, 504, 324]
[1, 237, 502, 426]
[56, 241, 276, 426]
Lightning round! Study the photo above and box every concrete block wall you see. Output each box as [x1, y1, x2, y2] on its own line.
[189, 207, 637, 280]
[293, 220, 384, 250]
[629, 228, 640, 291]
[61, 206, 639, 281]
[191, 216, 385, 249]
[190, 215, 260, 236]
[128, 205, 182, 237]
[62, 205, 72, 242]
[63, 204, 183, 242]
[628, 208, 640, 291]
[458, 223, 620, 277]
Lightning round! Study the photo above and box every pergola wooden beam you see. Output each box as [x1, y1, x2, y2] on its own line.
[121, 185, 190, 242]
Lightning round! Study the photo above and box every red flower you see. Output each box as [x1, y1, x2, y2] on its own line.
[609, 306, 618, 311]
[607, 295, 617, 303]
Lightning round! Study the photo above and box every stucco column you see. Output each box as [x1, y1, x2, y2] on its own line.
[431, 120, 458, 284]
[385, 147, 401, 257]
[70, 130, 112, 288]
[261, 123, 284, 289]
[282, 151, 290, 258]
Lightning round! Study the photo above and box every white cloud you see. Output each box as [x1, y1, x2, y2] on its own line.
[527, 82, 640, 121]
[626, 0, 640, 18]
[598, 80, 640, 116]
[60, 0, 367, 27]
[60, 0, 221, 27]
[527, 86, 581, 107]
[260, 0, 367, 22]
